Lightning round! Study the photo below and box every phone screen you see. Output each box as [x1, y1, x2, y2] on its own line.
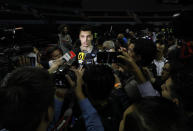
[97, 52, 121, 63]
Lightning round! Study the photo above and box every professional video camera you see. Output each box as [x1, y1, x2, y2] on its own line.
[52, 64, 76, 88]
[0, 26, 36, 78]
[51, 51, 77, 88]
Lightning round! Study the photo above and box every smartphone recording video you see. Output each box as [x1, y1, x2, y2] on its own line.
[97, 52, 121, 63]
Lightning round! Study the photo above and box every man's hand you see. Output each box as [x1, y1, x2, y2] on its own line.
[114, 74, 122, 89]
[117, 51, 135, 65]
[71, 68, 86, 100]
[48, 58, 63, 73]
[117, 51, 146, 83]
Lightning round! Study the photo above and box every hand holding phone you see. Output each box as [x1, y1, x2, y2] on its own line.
[97, 52, 122, 63]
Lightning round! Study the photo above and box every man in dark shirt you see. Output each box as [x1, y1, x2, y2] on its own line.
[73, 25, 98, 67]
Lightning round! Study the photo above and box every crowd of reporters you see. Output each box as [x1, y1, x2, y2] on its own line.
[0, 10, 193, 131]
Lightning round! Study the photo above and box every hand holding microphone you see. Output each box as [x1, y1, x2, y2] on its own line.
[48, 51, 76, 73]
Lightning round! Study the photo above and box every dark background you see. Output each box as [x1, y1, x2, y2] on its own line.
[0, 0, 193, 46]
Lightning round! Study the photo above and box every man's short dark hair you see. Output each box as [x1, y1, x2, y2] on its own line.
[45, 45, 63, 60]
[83, 64, 115, 101]
[80, 25, 93, 34]
[0, 67, 55, 131]
[124, 97, 189, 131]
[170, 64, 193, 112]
[134, 38, 157, 66]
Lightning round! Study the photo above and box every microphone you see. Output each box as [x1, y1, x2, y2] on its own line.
[78, 52, 86, 65]
[62, 50, 76, 65]
[49, 50, 76, 67]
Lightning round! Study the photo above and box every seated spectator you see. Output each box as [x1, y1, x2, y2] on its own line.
[0, 67, 55, 131]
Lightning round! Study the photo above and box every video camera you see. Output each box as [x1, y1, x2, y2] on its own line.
[52, 51, 76, 88]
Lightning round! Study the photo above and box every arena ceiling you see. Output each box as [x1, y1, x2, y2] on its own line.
[0, 0, 193, 24]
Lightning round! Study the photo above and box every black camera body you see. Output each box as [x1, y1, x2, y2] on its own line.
[52, 64, 76, 88]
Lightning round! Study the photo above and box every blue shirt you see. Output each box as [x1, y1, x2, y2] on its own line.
[79, 98, 104, 131]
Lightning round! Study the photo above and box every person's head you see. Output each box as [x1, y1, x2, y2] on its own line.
[46, 46, 63, 60]
[161, 65, 193, 113]
[156, 40, 166, 53]
[0, 67, 55, 131]
[83, 64, 115, 102]
[119, 97, 188, 131]
[63, 26, 68, 34]
[133, 38, 157, 66]
[117, 33, 125, 39]
[58, 24, 69, 35]
[128, 42, 135, 57]
[79, 25, 93, 48]
[155, 40, 167, 59]
[102, 40, 115, 52]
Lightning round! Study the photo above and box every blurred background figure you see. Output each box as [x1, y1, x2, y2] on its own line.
[58, 24, 73, 53]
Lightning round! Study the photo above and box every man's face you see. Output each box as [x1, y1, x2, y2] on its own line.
[51, 49, 62, 60]
[79, 31, 93, 47]
[156, 43, 165, 53]
[128, 43, 135, 58]
[161, 77, 173, 100]
[63, 27, 68, 34]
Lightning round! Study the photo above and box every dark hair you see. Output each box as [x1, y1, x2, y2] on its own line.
[155, 39, 168, 57]
[0, 67, 55, 131]
[83, 64, 115, 101]
[45, 45, 63, 60]
[80, 25, 93, 34]
[134, 38, 157, 66]
[170, 64, 193, 112]
[58, 24, 69, 33]
[124, 97, 188, 131]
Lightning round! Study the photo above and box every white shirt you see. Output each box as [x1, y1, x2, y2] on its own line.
[153, 57, 167, 76]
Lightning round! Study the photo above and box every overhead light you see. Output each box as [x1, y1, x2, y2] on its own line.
[173, 13, 180, 17]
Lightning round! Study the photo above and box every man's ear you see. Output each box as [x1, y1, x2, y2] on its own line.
[91, 34, 94, 41]
[172, 98, 180, 106]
